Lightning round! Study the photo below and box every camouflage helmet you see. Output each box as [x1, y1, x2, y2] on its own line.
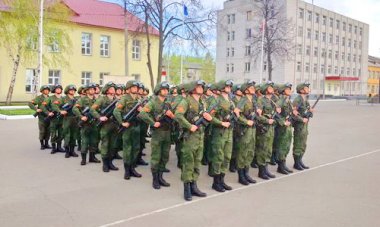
[64, 84, 77, 94]
[240, 79, 256, 92]
[101, 81, 116, 94]
[215, 79, 234, 91]
[51, 84, 63, 93]
[154, 81, 170, 95]
[255, 84, 262, 92]
[77, 86, 84, 94]
[40, 85, 50, 92]
[125, 80, 139, 90]
[184, 80, 206, 93]
[278, 82, 293, 94]
[232, 84, 242, 93]
[84, 83, 97, 92]
[261, 81, 275, 93]
[170, 85, 178, 94]
[296, 82, 310, 94]
[115, 84, 124, 90]
[209, 83, 218, 91]
[144, 87, 150, 94]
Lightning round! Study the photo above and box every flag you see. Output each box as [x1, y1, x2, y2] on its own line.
[183, 5, 188, 17]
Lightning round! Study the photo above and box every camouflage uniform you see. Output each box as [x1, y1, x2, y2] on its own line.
[28, 85, 51, 150]
[61, 85, 79, 158]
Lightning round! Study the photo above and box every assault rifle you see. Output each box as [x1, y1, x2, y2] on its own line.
[194, 101, 219, 127]
[117, 98, 147, 133]
[55, 98, 77, 119]
[303, 95, 321, 119]
[78, 107, 93, 127]
[96, 99, 118, 127]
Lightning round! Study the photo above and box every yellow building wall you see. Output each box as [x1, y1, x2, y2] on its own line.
[368, 66, 380, 96]
[0, 22, 159, 102]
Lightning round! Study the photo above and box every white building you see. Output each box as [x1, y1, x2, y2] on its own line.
[216, 0, 369, 96]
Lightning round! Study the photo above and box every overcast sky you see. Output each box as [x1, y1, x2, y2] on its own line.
[105, 0, 380, 57]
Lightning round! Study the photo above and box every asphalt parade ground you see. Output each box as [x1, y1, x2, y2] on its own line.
[0, 100, 379, 227]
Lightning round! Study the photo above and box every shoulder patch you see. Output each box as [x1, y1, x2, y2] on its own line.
[143, 106, 151, 113]
[91, 104, 99, 110]
[117, 104, 124, 109]
[177, 106, 185, 113]
[42, 101, 47, 106]
[75, 104, 81, 108]
[53, 101, 60, 105]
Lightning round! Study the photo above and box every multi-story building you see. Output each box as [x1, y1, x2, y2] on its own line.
[368, 55, 380, 96]
[0, 0, 159, 102]
[216, 0, 369, 96]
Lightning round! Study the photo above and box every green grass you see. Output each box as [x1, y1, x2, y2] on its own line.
[0, 102, 29, 106]
[0, 109, 35, 115]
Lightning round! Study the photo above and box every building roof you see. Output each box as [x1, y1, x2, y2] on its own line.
[368, 55, 380, 67]
[0, 0, 159, 35]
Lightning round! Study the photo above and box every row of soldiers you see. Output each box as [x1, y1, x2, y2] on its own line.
[29, 79, 315, 201]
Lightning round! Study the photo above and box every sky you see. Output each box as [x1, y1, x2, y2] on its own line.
[104, 0, 380, 57]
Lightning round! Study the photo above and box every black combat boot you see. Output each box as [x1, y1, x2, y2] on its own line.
[265, 165, 276, 178]
[269, 152, 277, 165]
[212, 174, 225, 192]
[77, 141, 81, 152]
[44, 140, 52, 149]
[184, 182, 192, 201]
[51, 143, 57, 154]
[137, 158, 148, 166]
[277, 161, 289, 175]
[163, 167, 170, 173]
[102, 158, 110, 172]
[114, 152, 123, 160]
[244, 167, 256, 184]
[251, 157, 258, 168]
[57, 142, 65, 153]
[190, 181, 207, 197]
[40, 140, 45, 150]
[152, 172, 160, 189]
[89, 153, 101, 163]
[70, 146, 78, 157]
[229, 158, 237, 172]
[124, 163, 131, 180]
[299, 155, 309, 169]
[258, 165, 270, 180]
[158, 172, 170, 187]
[238, 169, 249, 186]
[108, 159, 119, 171]
[65, 146, 70, 158]
[80, 153, 87, 165]
[283, 161, 293, 173]
[208, 163, 213, 177]
[220, 173, 232, 190]
[130, 166, 142, 177]
[293, 156, 304, 171]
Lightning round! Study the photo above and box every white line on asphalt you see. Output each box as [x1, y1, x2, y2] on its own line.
[99, 148, 380, 227]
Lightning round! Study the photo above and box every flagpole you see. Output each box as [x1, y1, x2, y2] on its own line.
[259, 19, 265, 83]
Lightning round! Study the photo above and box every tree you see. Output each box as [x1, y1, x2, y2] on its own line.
[200, 51, 215, 83]
[249, 0, 295, 81]
[0, 0, 72, 105]
[124, 0, 216, 88]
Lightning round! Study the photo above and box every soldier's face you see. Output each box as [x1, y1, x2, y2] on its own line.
[130, 86, 138, 94]
[68, 90, 75, 95]
[95, 87, 100, 94]
[144, 91, 148, 96]
[42, 89, 50, 95]
[160, 88, 169, 97]
[55, 88, 62, 94]
[116, 89, 122, 95]
[267, 86, 274, 94]
[206, 89, 213, 96]
[224, 86, 232, 93]
[303, 87, 310, 94]
[88, 88, 95, 95]
[172, 89, 178, 95]
[138, 88, 144, 95]
[284, 88, 292, 96]
[195, 85, 204, 95]
[248, 86, 255, 94]
[107, 87, 115, 95]
[235, 90, 243, 96]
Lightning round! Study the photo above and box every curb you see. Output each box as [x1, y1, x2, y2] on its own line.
[0, 105, 29, 110]
[0, 114, 35, 120]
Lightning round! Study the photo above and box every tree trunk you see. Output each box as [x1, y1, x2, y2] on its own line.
[144, 12, 155, 89]
[267, 50, 273, 81]
[6, 54, 21, 105]
[156, 0, 164, 85]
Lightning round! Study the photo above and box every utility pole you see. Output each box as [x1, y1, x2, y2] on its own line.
[36, 0, 44, 95]
[124, 0, 129, 78]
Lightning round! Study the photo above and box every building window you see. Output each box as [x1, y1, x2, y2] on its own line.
[341, 67, 344, 75]
[48, 70, 61, 85]
[349, 24, 352, 32]
[305, 63, 310, 72]
[226, 64, 230, 72]
[358, 68, 361, 76]
[343, 22, 346, 31]
[328, 50, 332, 59]
[132, 40, 141, 60]
[99, 72, 109, 86]
[353, 68, 356, 76]
[245, 62, 251, 72]
[353, 54, 356, 62]
[315, 13, 319, 23]
[227, 14, 235, 24]
[247, 11, 252, 21]
[307, 11, 312, 21]
[81, 72, 92, 86]
[347, 67, 350, 75]
[359, 55, 362, 62]
[359, 27, 363, 35]
[26, 36, 37, 50]
[322, 32, 326, 42]
[315, 30, 319, 40]
[328, 65, 332, 74]
[246, 28, 252, 39]
[306, 45, 310, 55]
[299, 8, 304, 19]
[354, 40, 357, 48]
[342, 37, 345, 46]
[336, 20, 340, 29]
[313, 64, 317, 73]
[245, 45, 251, 56]
[336, 35, 339, 45]
[335, 51, 339, 60]
[329, 34, 333, 43]
[132, 74, 141, 81]
[25, 69, 36, 93]
[297, 44, 302, 54]
[263, 61, 267, 71]
[100, 35, 110, 57]
[329, 18, 333, 27]
[348, 38, 351, 47]
[231, 63, 234, 73]
[297, 62, 301, 72]
[231, 31, 235, 40]
[314, 47, 318, 57]
[359, 41, 362, 50]
[226, 48, 229, 57]
[321, 64, 325, 74]
[231, 48, 235, 57]
[307, 29, 311, 39]
[81, 33, 92, 55]
[334, 66, 338, 74]
[47, 31, 60, 53]
[322, 16, 327, 25]
[298, 26, 303, 37]
[227, 32, 230, 41]
[342, 52, 345, 60]
[321, 48, 326, 58]
[347, 53, 351, 61]
[354, 26, 357, 34]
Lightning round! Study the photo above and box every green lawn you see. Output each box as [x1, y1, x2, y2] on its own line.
[0, 102, 29, 106]
[0, 109, 35, 115]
